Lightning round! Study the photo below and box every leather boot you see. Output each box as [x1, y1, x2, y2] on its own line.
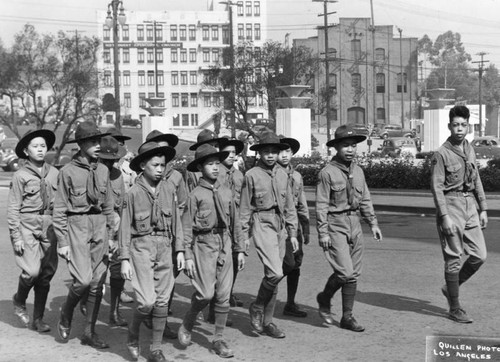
[81, 292, 109, 349]
[32, 284, 51, 332]
[109, 278, 128, 327]
[58, 288, 81, 341]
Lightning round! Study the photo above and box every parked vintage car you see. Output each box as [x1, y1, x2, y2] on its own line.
[122, 117, 142, 128]
[351, 124, 370, 136]
[372, 137, 418, 158]
[471, 136, 500, 159]
[378, 124, 414, 139]
[0, 137, 21, 171]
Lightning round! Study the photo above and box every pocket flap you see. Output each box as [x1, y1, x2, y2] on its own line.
[446, 164, 461, 173]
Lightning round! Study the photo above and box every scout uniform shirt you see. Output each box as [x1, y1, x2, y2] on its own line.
[316, 157, 377, 241]
[218, 163, 244, 207]
[164, 164, 188, 210]
[185, 170, 202, 193]
[281, 164, 310, 236]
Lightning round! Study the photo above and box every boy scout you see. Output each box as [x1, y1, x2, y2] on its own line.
[277, 137, 310, 318]
[120, 141, 184, 362]
[9, 129, 59, 332]
[178, 144, 246, 358]
[240, 131, 298, 339]
[315, 125, 382, 333]
[53, 122, 114, 348]
[431, 105, 488, 324]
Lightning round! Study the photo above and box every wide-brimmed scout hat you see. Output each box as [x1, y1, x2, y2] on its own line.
[189, 129, 227, 151]
[250, 130, 289, 151]
[146, 129, 179, 148]
[326, 124, 367, 147]
[107, 126, 131, 142]
[67, 121, 110, 144]
[187, 144, 229, 172]
[220, 136, 244, 155]
[130, 141, 176, 173]
[99, 136, 127, 160]
[15, 129, 56, 159]
[279, 136, 300, 155]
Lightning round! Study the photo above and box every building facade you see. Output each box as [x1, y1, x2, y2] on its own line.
[295, 17, 418, 129]
[97, 1, 267, 130]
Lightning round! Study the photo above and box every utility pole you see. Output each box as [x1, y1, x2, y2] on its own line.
[370, 0, 376, 127]
[397, 27, 404, 128]
[472, 52, 489, 137]
[144, 20, 167, 97]
[220, 1, 236, 138]
[313, 0, 337, 146]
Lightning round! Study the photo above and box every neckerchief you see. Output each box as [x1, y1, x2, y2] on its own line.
[198, 178, 228, 228]
[23, 161, 51, 211]
[72, 152, 100, 205]
[443, 137, 474, 191]
[257, 160, 282, 213]
[136, 174, 163, 230]
[330, 156, 356, 207]
[220, 163, 235, 196]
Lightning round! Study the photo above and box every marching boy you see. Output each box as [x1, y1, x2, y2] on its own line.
[316, 125, 382, 333]
[9, 129, 59, 332]
[277, 137, 310, 318]
[240, 131, 298, 339]
[178, 144, 246, 359]
[54, 122, 114, 348]
[120, 141, 184, 362]
[431, 105, 488, 323]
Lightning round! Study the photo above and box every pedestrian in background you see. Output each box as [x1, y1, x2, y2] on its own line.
[430, 105, 488, 324]
[315, 124, 382, 333]
[9, 129, 59, 333]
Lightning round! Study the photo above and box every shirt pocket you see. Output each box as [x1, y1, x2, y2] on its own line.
[254, 191, 269, 209]
[330, 182, 347, 206]
[445, 163, 461, 184]
[23, 180, 41, 207]
[134, 211, 151, 234]
[195, 209, 212, 228]
[69, 187, 88, 208]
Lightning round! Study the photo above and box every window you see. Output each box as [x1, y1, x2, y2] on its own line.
[397, 72, 407, 93]
[181, 93, 189, 107]
[157, 92, 165, 107]
[254, 24, 261, 40]
[181, 71, 188, 85]
[351, 39, 361, 60]
[237, 1, 243, 16]
[351, 73, 361, 90]
[123, 71, 130, 86]
[173, 114, 180, 126]
[180, 25, 186, 41]
[255, 68, 262, 83]
[147, 71, 155, 85]
[246, 24, 252, 40]
[331, 108, 338, 121]
[172, 93, 179, 107]
[204, 95, 211, 107]
[189, 48, 197, 62]
[347, 106, 365, 124]
[246, 1, 252, 16]
[137, 25, 144, 41]
[212, 26, 219, 41]
[377, 107, 386, 121]
[329, 47, 337, 58]
[191, 114, 199, 126]
[138, 71, 145, 86]
[202, 26, 209, 41]
[254, 1, 260, 16]
[190, 71, 197, 84]
[103, 26, 110, 41]
[376, 73, 385, 93]
[124, 93, 131, 108]
[190, 93, 198, 107]
[139, 92, 146, 107]
[138, 49, 145, 63]
[329, 73, 337, 92]
[103, 50, 111, 63]
[147, 48, 154, 63]
[180, 49, 187, 63]
[122, 25, 129, 41]
[122, 49, 130, 63]
[213, 95, 220, 107]
[203, 49, 210, 62]
[170, 25, 177, 41]
[157, 70, 164, 86]
[146, 25, 154, 41]
[171, 71, 179, 85]
[254, 47, 261, 61]
[375, 48, 385, 61]
[104, 71, 112, 86]
[155, 24, 163, 41]
[189, 25, 196, 41]
[182, 114, 189, 126]
[212, 49, 220, 62]
[238, 24, 244, 40]
[171, 49, 178, 63]
[222, 26, 229, 44]
[156, 49, 163, 63]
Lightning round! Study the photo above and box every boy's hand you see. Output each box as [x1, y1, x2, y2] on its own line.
[319, 236, 331, 251]
[371, 226, 383, 242]
[290, 237, 299, 253]
[108, 239, 117, 253]
[57, 246, 71, 261]
[237, 252, 245, 271]
[441, 215, 457, 236]
[185, 259, 196, 279]
[121, 260, 132, 280]
[479, 211, 488, 229]
[304, 234, 310, 245]
[13, 240, 25, 256]
[177, 252, 186, 272]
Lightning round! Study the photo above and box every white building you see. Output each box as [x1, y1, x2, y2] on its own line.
[96, 1, 268, 130]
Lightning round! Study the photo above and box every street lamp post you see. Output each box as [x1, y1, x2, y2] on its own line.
[105, 0, 126, 130]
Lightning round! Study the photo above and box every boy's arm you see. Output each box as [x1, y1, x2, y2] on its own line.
[118, 192, 133, 260]
[230, 197, 247, 254]
[182, 194, 195, 260]
[358, 173, 378, 227]
[430, 153, 449, 218]
[284, 180, 298, 239]
[102, 176, 116, 242]
[7, 173, 24, 246]
[53, 170, 70, 248]
[296, 175, 310, 238]
[315, 168, 331, 241]
[239, 174, 254, 241]
[471, 154, 488, 212]
[176, 176, 188, 211]
[172, 197, 184, 253]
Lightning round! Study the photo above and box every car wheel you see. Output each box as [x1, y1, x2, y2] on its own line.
[8, 158, 20, 172]
[2, 166, 9, 172]
[136, 124, 142, 129]
[382, 134, 388, 139]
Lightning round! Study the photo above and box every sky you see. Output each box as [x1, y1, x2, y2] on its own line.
[1, 0, 500, 67]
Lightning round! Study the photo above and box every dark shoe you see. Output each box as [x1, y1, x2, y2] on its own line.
[120, 291, 134, 303]
[163, 325, 177, 340]
[316, 292, 334, 325]
[127, 332, 140, 361]
[13, 294, 30, 328]
[340, 316, 365, 332]
[249, 302, 264, 333]
[441, 285, 451, 308]
[109, 312, 128, 327]
[81, 332, 110, 349]
[449, 308, 473, 323]
[261, 323, 285, 338]
[79, 302, 87, 317]
[206, 314, 234, 327]
[283, 303, 308, 318]
[32, 318, 51, 333]
[57, 303, 71, 341]
[147, 349, 167, 362]
[177, 323, 191, 347]
[230, 294, 243, 307]
[211, 339, 235, 358]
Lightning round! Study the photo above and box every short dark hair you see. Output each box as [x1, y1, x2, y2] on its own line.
[449, 105, 470, 123]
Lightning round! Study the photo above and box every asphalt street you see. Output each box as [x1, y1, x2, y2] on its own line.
[0, 188, 499, 362]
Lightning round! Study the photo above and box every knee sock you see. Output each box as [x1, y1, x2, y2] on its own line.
[109, 278, 125, 317]
[323, 273, 345, 301]
[231, 253, 239, 295]
[129, 308, 149, 340]
[151, 306, 168, 351]
[254, 280, 275, 310]
[62, 287, 82, 326]
[459, 261, 481, 285]
[341, 282, 357, 319]
[286, 269, 300, 305]
[84, 290, 103, 336]
[33, 284, 50, 321]
[445, 272, 460, 310]
[15, 276, 33, 305]
[183, 295, 208, 331]
[263, 287, 278, 326]
[214, 305, 230, 342]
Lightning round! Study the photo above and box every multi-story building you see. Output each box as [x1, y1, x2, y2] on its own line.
[97, 1, 267, 130]
[295, 17, 418, 129]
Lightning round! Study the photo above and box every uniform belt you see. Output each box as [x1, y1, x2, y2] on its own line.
[150, 230, 170, 237]
[194, 227, 226, 235]
[67, 210, 102, 216]
[21, 209, 52, 216]
[256, 207, 280, 214]
[444, 190, 470, 197]
[328, 209, 357, 216]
